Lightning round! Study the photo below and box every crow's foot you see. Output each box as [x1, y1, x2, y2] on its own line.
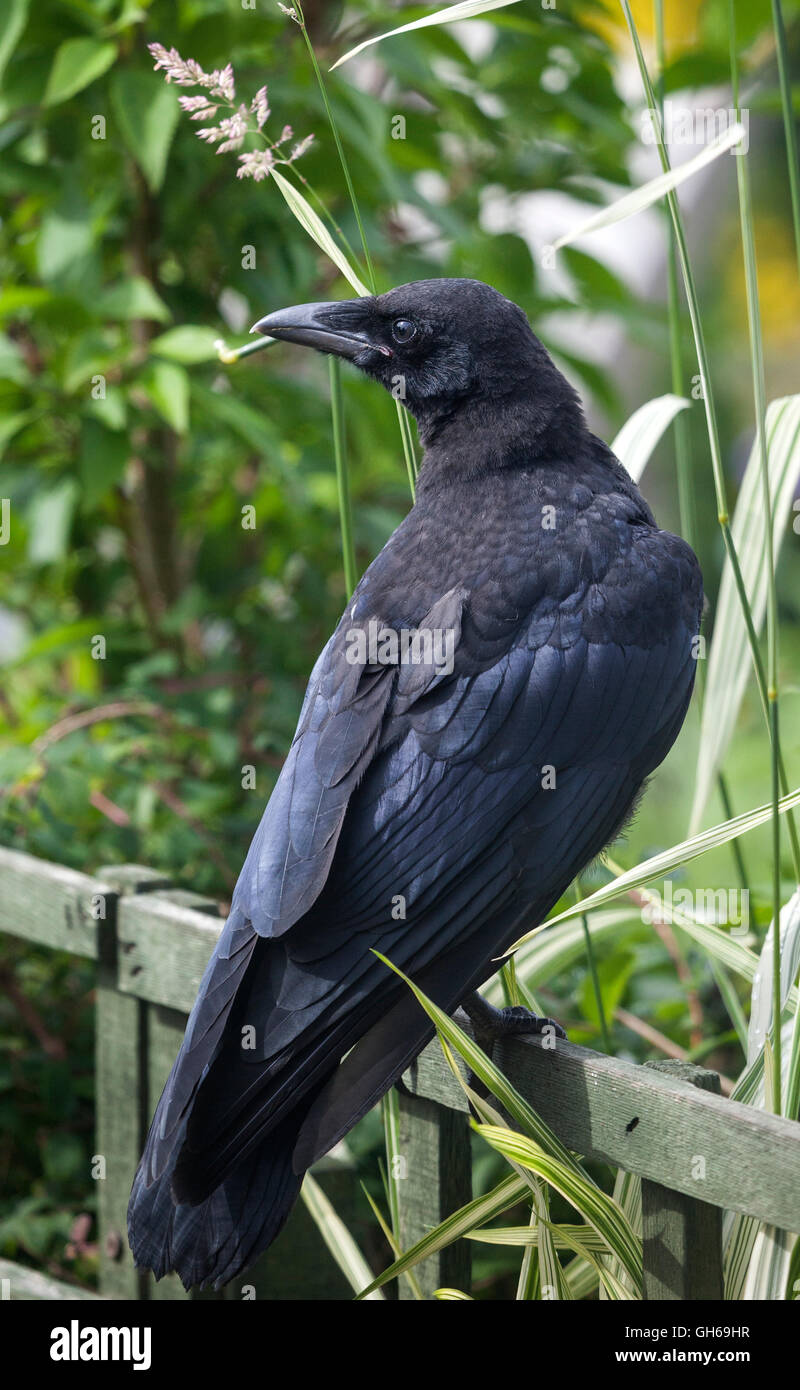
[461, 991, 566, 1048]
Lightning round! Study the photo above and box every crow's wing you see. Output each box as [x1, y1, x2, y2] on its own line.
[231, 584, 467, 937]
[147, 530, 697, 1206]
[137, 586, 466, 1186]
[137, 526, 700, 1204]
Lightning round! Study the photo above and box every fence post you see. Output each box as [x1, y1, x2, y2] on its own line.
[96, 865, 172, 1299]
[641, 1060, 724, 1300]
[395, 1082, 472, 1299]
[138, 889, 223, 1301]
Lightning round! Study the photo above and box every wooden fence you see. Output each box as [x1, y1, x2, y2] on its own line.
[2, 843, 799, 1301]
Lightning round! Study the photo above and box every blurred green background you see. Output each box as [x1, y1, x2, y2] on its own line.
[1, 0, 799, 1293]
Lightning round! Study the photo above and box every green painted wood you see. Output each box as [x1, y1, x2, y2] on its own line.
[95, 981, 145, 1298]
[242, 1161, 364, 1302]
[641, 1061, 724, 1300]
[5, 846, 800, 1300]
[403, 1016, 800, 1232]
[395, 1088, 472, 1299]
[98, 864, 173, 895]
[0, 845, 113, 957]
[155, 888, 224, 916]
[0, 1258, 102, 1301]
[95, 865, 174, 1300]
[116, 895, 223, 1012]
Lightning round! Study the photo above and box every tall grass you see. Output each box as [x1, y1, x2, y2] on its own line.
[728, 0, 783, 1112]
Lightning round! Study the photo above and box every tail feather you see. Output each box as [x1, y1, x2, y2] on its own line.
[128, 1100, 313, 1291]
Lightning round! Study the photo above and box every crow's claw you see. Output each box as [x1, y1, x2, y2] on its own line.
[460, 990, 567, 1060]
[490, 1004, 567, 1040]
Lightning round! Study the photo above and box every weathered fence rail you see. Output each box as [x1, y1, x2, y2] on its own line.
[2, 843, 799, 1301]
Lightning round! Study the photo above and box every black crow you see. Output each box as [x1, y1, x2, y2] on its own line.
[128, 278, 702, 1289]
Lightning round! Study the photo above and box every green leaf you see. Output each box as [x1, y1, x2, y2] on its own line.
[270, 168, 370, 297]
[44, 38, 117, 107]
[110, 70, 180, 194]
[95, 277, 171, 323]
[540, 1216, 632, 1301]
[151, 326, 221, 364]
[564, 1254, 599, 1299]
[748, 889, 800, 1065]
[373, 954, 588, 1176]
[357, 1173, 527, 1297]
[360, 1180, 423, 1299]
[0, 0, 29, 84]
[475, 1125, 642, 1293]
[79, 419, 129, 509]
[690, 396, 800, 832]
[454, 1069, 638, 1299]
[634, 880, 763, 987]
[369, 956, 642, 1293]
[36, 201, 93, 282]
[579, 950, 633, 1032]
[299, 1172, 384, 1300]
[467, 1224, 608, 1250]
[508, 784, 800, 954]
[601, 1167, 642, 1300]
[529, 1181, 571, 1300]
[0, 408, 36, 458]
[787, 990, 800, 1125]
[726, 935, 800, 1299]
[190, 383, 291, 478]
[140, 361, 189, 434]
[331, 0, 521, 70]
[611, 394, 690, 483]
[739, 1226, 796, 1300]
[26, 479, 79, 565]
[0, 286, 52, 318]
[483, 909, 637, 1007]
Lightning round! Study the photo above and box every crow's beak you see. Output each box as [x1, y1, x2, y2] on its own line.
[251, 301, 389, 360]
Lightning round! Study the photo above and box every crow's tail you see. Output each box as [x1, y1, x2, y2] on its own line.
[127, 1097, 313, 1292]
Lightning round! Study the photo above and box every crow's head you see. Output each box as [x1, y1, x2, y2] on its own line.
[252, 278, 581, 449]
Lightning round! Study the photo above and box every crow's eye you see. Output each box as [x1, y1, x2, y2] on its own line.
[391, 318, 417, 345]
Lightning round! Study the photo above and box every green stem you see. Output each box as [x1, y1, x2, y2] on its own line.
[380, 1090, 402, 1245]
[396, 401, 418, 492]
[730, 3, 783, 1110]
[577, 883, 611, 1051]
[294, 0, 418, 501]
[516, 1199, 541, 1300]
[718, 772, 751, 895]
[295, 0, 376, 292]
[769, 698, 783, 1109]
[329, 355, 357, 597]
[707, 956, 749, 1055]
[285, 161, 363, 270]
[656, 2, 733, 874]
[216, 335, 274, 363]
[771, 0, 800, 278]
[654, 0, 695, 554]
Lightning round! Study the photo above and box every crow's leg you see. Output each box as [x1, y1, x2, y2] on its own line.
[461, 991, 566, 1059]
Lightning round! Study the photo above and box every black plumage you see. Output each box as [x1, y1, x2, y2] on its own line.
[128, 278, 703, 1288]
